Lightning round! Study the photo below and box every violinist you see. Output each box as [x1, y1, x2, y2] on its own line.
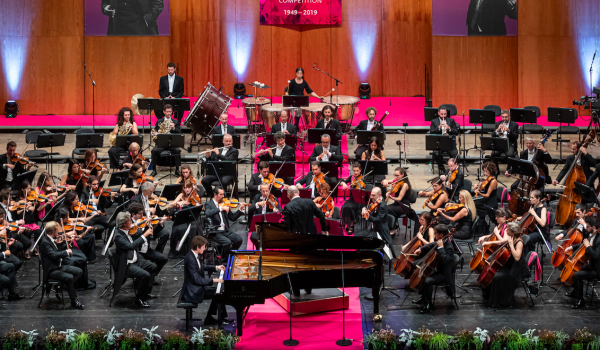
[127, 202, 168, 279]
[315, 105, 342, 140]
[564, 216, 600, 309]
[163, 180, 203, 258]
[249, 183, 282, 248]
[429, 107, 458, 174]
[0, 207, 25, 272]
[492, 109, 519, 158]
[35, 172, 67, 220]
[418, 177, 449, 213]
[248, 161, 279, 200]
[506, 137, 551, 191]
[473, 162, 498, 236]
[340, 162, 369, 234]
[14, 181, 44, 255]
[411, 224, 455, 314]
[478, 208, 511, 245]
[481, 222, 526, 309]
[0, 230, 24, 301]
[120, 142, 148, 171]
[60, 159, 85, 195]
[54, 201, 97, 262]
[80, 175, 116, 232]
[436, 190, 476, 240]
[0, 190, 30, 259]
[296, 161, 331, 199]
[314, 182, 335, 219]
[553, 141, 597, 186]
[120, 163, 144, 197]
[39, 221, 84, 309]
[355, 187, 396, 258]
[555, 205, 590, 242]
[150, 104, 182, 177]
[201, 133, 239, 198]
[129, 182, 170, 255]
[361, 136, 386, 161]
[204, 187, 246, 263]
[354, 107, 385, 160]
[83, 148, 108, 181]
[402, 212, 435, 252]
[257, 131, 294, 162]
[176, 164, 197, 185]
[0, 141, 35, 190]
[108, 107, 139, 169]
[518, 190, 548, 247]
[309, 134, 342, 163]
[382, 167, 412, 222]
[439, 158, 463, 201]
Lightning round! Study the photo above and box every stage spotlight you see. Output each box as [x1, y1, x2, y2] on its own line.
[4, 100, 18, 118]
[359, 83, 371, 99]
[234, 83, 246, 99]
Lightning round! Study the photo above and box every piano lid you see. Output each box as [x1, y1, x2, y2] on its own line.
[256, 222, 383, 250]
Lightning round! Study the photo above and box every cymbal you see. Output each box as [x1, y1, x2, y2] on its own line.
[131, 94, 153, 115]
[248, 82, 271, 89]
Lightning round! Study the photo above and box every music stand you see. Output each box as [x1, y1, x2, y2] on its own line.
[356, 131, 384, 146]
[468, 109, 496, 154]
[281, 188, 311, 206]
[212, 134, 241, 149]
[115, 135, 144, 152]
[268, 162, 295, 179]
[266, 134, 298, 149]
[204, 161, 237, 183]
[14, 169, 37, 187]
[108, 170, 130, 187]
[424, 107, 439, 121]
[480, 137, 508, 166]
[75, 133, 104, 149]
[574, 182, 600, 206]
[42, 198, 64, 222]
[350, 189, 371, 206]
[307, 128, 339, 145]
[315, 161, 340, 179]
[357, 161, 387, 186]
[548, 107, 577, 165]
[155, 134, 185, 184]
[250, 212, 282, 232]
[37, 133, 66, 176]
[323, 218, 342, 236]
[108, 200, 130, 224]
[173, 205, 203, 252]
[506, 158, 538, 214]
[282, 96, 310, 108]
[510, 108, 537, 150]
[161, 184, 183, 201]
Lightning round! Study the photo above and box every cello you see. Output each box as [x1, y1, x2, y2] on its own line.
[408, 228, 457, 291]
[551, 220, 587, 268]
[560, 229, 598, 286]
[394, 218, 439, 277]
[476, 240, 512, 288]
[518, 195, 550, 235]
[555, 131, 597, 227]
[470, 214, 517, 272]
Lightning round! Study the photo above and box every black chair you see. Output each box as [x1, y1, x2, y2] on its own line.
[463, 179, 473, 194]
[584, 279, 599, 309]
[177, 301, 200, 331]
[24, 131, 49, 160]
[454, 215, 478, 256]
[554, 109, 580, 150]
[439, 104, 457, 117]
[523, 106, 544, 134]
[521, 235, 538, 306]
[483, 105, 501, 133]
[72, 128, 97, 159]
[37, 255, 66, 309]
[432, 254, 461, 310]
[201, 217, 225, 267]
[156, 150, 180, 182]
[107, 247, 137, 306]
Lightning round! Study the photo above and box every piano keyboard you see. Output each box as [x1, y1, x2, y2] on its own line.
[216, 270, 225, 294]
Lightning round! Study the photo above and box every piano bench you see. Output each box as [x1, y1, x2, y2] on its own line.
[177, 302, 200, 331]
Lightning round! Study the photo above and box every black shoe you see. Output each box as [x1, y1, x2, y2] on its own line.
[305, 289, 312, 295]
[55, 293, 63, 301]
[136, 298, 150, 308]
[71, 299, 84, 310]
[218, 319, 233, 326]
[144, 294, 157, 299]
[572, 300, 586, 309]
[204, 316, 218, 325]
[7, 293, 24, 301]
[150, 170, 158, 177]
[566, 292, 580, 299]
[420, 303, 435, 314]
[412, 297, 425, 304]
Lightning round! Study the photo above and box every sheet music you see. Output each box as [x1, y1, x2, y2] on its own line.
[102, 227, 116, 255]
[30, 228, 46, 251]
[216, 270, 225, 294]
[377, 233, 393, 260]
[176, 224, 192, 251]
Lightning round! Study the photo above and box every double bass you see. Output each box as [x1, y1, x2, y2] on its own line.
[555, 131, 596, 227]
[393, 218, 439, 277]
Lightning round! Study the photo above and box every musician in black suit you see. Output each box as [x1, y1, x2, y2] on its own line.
[0, 197, 30, 259]
[412, 224, 455, 314]
[553, 141, 596, 186]
[39, 222, 84, 309]
[309, 134, 342, 163]
[354, 187, 396, 259]
[128, 182, 170, 254]
[554, 205, 591, 242]
[248, 161, 282, 200]
[354, 107, 385, 160]
[179, 235, 229, 326]
[316, 105, 342, 140]
[0, 141, 35, 190]
[212, 113, 236, 136]
[113, 212, 157, 307]
[283, 186, 327, 235]
[204, 187, 247, 263]
[201, 134, 239, 198]
[101, 0, 164, 36]
[249, 183, 283, 248]
[271, 110, 297, 136]
[492, 109, 519, 159]
[0, 235, 24, 301]
[257, 131, 295, 162]
[430, 106, 459, 174]
[565, 216, 600, 309]
[156, 62, 184, 123]
[80, 176, 116, 231]
[506, 137, 552, 191]
[150, 104, 182, 177]
[296, 161, 333, 199]
[440, 158, 464, 201]
[466, 0, 517, 36]
[127, 202, 168, 277]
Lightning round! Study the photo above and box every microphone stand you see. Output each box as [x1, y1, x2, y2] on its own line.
[83, 63, 96, 131]
[591, 49, 597, 97]
[282, 256, 299, 346]
[312, 64, 343, 105]
[336, 252, 352, 346]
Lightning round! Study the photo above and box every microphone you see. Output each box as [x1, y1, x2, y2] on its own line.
[594, 50, 597, 62]
[313, 63, 316, 69]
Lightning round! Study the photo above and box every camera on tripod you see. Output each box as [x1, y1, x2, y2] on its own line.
[573, 87, 600, 110]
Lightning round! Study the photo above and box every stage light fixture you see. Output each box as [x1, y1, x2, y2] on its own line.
[234, 83, 246, 99]
[359, 83, 371, 99]
[4, 100, 18, 118]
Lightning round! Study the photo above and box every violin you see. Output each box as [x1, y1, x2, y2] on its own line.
[315, 196, 335, 217]
[474, 176, 493, 198]
[128, 215, 171, 235]
[73, 169, 90, 183]
[137, 173, 155, 184]
[469, 215, 517, 272]
[350, 175, 366, 190]
[386, 178, 405, 203]
[10, 153, 36, 167]
[132, 153, 146, 165]
[148, 194, 169, 207]
[0, 219, 26, 232]
[74, 202, 94, 215]
[94, 187, 120, 198]
[262, 173, 286, 189]
[63, 219, 95, 232]
[423, 189, 443, 209]
[560, 230, 597, 286]
[362, 198, 382, 219]
[312, 172, 328, 189]
[409, 228, 457, 291]
[266, 194, 279, 210]
[443, 203, 465, 212]
[8, 201, 26, 212]
[449, 169, 458, 183]
[87, 159, 107, 172]
[394, 218, 439, 277]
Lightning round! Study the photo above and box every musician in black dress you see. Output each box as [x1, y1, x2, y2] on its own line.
[108, 107, 139, 169]
[286, 68, 323, 98]
[492, 109, 519, 159]
[403, 212, 435, 252]
[418, 177, 450, 215]
[340, 162, 371, 234]
[150, 104, 182, 177]
[412, 224, 455, 314]
[518, 189, 548, 247]
[553, 141, 597, 186]
[121, 142, 149, 171]
[354, 107, 385, 160]
[0, 141, 35, 190]
[474, 162, 498, 236]
[381, 167, 412, 222]
[271, 110, 297, 136]
[315, 105, 342, 140]
[506, 137, 551, 191]
[429, 106, 459, 174]
[257, 131, 294, 162]
[482, 222, 527, 309]
[13, 181, 44, 256]
[165, 180, 204, 259]
[60, 159, 86, 196]
[120, 163, 144, 199]
[565, 216, 600, 309]
[201, 133, 239, 198]
[440, 158, 464, 201]
[436, 190, 476, 240]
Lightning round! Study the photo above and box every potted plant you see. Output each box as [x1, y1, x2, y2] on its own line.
[201, 328, 238, 350]
[44, 327, 67, 350]
[116, 330, 146, 350]
[3, 326, 37, 350]
[454, 329, 488, 350]
[162, 331, 188, 350]
[399, 329, 419, 349]
[429, 332, 453, 350]
[572, 328, 594, 350]
[364, 326, 399, 350]
[491, 328, 515, 350]
[506, 329, 536, 350]
[85, 329, 111, 350]
[189, 328, 208, 350]
[535, 330, 569, 350]
[414, 327, 435, 350]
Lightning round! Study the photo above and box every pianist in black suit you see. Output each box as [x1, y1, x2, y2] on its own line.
[257, 131, 295, 162]
[271, 110, 297, 136]
[492, 110, 519, 159]
[249, 183, 283, 248]
[354, 187, 396, 259]
[429, 106, 459, 174]
[315, 105, 342, 140]
[157, 62, 185, 123]
[150, 104, 182, 177]
[201, 134, 239, 198]
[180, 235, 229, 325]
[284, 186, 327, 235]
[354, 107, 385, 160]
[506, 137, 552, 191]
[212, 113, 236, 136]
[296, 161, 333, 199]
[553, 141, 597, 186]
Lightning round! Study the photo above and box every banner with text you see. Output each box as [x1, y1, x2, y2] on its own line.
[433, 0, 517, 36]
[260, 0, 342, 25]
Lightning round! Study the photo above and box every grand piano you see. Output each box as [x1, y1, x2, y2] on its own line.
[215, 222, 384, 336]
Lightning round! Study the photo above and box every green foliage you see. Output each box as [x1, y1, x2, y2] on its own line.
[71, 332, 93, 350]
[536, 330, 569, 350]
[454, 330, 484, 350]
[87, 329, 110, 350]
[3, 326, 31, 350]
[364, 326, 398, 350]
[506, 330, 534, 350]
[44, 327, 68, 350]
[163, 331, 189, 350]
[118, 329, 149, 350]
[574, 328, 594, 345]
[430, 332, 453, 350]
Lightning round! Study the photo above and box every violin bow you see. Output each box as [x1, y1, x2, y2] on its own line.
[266, 160, 286, 197]
[323, 179, 343, 203]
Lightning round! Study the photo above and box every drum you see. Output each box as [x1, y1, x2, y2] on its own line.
[301, 103, 333, 130]
[185, 83, 232, 135]
[242, 97, 270, 123]
[261, 104, 288, 130]
[322, 95, 359, 121]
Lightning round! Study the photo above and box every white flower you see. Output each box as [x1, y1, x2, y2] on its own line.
[190, 327, 208, 345]
[474, 328, 490, 343]
[60, 329, 77, 343]
[105, 327, 122, 346]
[20, 330, 38, 347]
[142, 326, 161, 346]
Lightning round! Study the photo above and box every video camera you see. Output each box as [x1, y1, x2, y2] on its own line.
[573, 87, 600, 110]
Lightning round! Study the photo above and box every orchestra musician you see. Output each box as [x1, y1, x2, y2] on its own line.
[481, 222, 527, 309]
[506, 137, 552, 191]
[204, 187, 247, 263]
[127, 202, 168, 280]
[429, 106, 459, 174]
[403, 212, 435, 252]
[518, 190, 548, 247]
[80, 176, 115, 235]
[436, 190, 477, 240]
[248, 161, 280, 200]
[296, 161, 332, 199]
[150, 104, 182, 177]
[212, 113, 236, 136]
[179, 235, 230, 326]
[474, 162, 499, 235]
[315, 105, 342, 140]
[564, 216, 600, 309]
[163, 180, 203, 258]
[249, 183, 283, 248]
[54, 199, 97, 262]
[439, 158, 464, 201]
[0, 190, 31, 259]
[0, 141, 36, 190]
[257, 131, 294, 162]
[354, 107, 385, 160]
[39, 221, 84, 309]
[0, 207, 25, 272]
[83, 148, 108, 181]
[113, 211, 157, 308]
[285, 67, 323, 99]
[35, 172, 69, 220]
[314, 182, 335, 219]
[120, 163, 145, 197]
[201, 133, 239, 198]
[271, 110, 297, 136]
[108, 107, 139, 169]
[13, 180, 44, 257]
[411, 224, 455, 314]
[131, 181, 170, 255]
[283, 186, 327, 235]
[340, 162, 370, 234]
[553, 141, 597, 186]
[309, 133, 342, 163]
[381, 167, 413, 223]
[157, 62, 185, 124]
[478, 208, 511, 245]
[362, 136, 386, 161]
[355, 187, 396, 259]
[418, 177, 449, 214]
[176, 164, 196, 185]
[60, 159, 85, 196]
[555, 204, 591, 242]
[492, 109, 519, 159]
[0, 232, 23, 301]
[120, 142, 149, 171]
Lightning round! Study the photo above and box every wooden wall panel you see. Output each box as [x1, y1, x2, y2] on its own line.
[272, 26, 301, 96]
